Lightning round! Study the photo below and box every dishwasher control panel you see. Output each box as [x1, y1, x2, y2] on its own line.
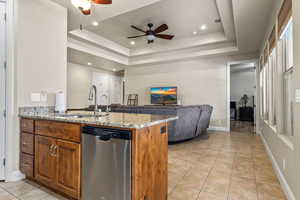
[82, 126, 132, 140]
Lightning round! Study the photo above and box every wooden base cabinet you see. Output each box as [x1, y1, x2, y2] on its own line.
[35, 135, 81, 199]
[20, 118, 168, 200]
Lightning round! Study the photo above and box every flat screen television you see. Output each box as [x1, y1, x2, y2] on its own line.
[150, 87, 178, 105]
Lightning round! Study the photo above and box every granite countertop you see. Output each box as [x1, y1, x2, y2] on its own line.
[19, 111, 178, 129]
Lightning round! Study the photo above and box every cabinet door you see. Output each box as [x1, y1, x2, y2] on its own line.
[56, 140, 81, 199]
[35, 135, 56, 187]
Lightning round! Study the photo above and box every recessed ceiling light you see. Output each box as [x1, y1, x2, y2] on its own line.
[200, 25, 207, 30]
[130, 41, 135, 45]
[112, 68, 117, 72]
[193, 31, 198, 35]
[92, 21, 99, 26]
[87, 62, 92, 66]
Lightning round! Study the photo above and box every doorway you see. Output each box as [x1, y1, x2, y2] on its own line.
[229, 61, 257, 133]
[0, 1, 6, 180]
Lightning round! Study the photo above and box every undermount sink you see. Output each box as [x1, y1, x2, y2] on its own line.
[56, 113, 109, 118]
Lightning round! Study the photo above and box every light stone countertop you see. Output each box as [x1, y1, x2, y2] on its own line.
[19, 111, 178, 129]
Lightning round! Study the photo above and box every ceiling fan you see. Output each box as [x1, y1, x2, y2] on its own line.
[128, 23, 175, 44]
[71, 0, 112, 15]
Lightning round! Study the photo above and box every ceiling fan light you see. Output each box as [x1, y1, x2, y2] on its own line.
[71, 0, 91, 10]
[147, 34, 156, 41]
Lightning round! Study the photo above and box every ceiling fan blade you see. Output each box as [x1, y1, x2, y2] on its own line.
[131, 25, 147, 33]
[92, 0, 112, 4]
[154, 24, 168, 34]
[128, 35, 146, 39]
[79, 8, 91, 15]
[155, 34, 174, 40]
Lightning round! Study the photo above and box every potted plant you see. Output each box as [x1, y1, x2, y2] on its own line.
[239, 94, 249, 107]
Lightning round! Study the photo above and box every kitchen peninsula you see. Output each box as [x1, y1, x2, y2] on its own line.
[19, 111, 177, 200]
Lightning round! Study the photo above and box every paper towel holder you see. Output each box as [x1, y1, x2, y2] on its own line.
[55, 91, 66, 113]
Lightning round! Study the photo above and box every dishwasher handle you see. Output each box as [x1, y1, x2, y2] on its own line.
[99, 132, 112, 141]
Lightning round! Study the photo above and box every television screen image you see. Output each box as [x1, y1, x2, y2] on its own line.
[151, 87, 177, 105]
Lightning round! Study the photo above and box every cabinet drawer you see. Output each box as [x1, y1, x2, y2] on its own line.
[21, 119, 34, 133]
[21, 132, 34, 155]
[20, 153, 34, 178]
[35, 120, 81, 143]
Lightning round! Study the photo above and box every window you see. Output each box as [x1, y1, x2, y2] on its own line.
[260, 46, 270, 121]
[278, 0, 292, 37]
[269, 48, 277, 126]
[259, 60, 264, 118]
[262, 65, 268, 120]
[279, 19, 294, 137]
[260, 42, 278, 127]
[283, 70, 293, 136]
[265, 25, 277, 127]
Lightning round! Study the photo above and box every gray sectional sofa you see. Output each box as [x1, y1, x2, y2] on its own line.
[87, 105, 213, 142]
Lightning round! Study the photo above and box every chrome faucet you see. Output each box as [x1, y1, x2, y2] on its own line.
[102, 94, 110, 113]
[88, 85, 98, 112]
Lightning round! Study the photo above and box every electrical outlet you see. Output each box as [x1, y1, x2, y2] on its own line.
[31, 93, 41, 102]
[283, 159, 286, 170]
[40, 91, 48, 102]
[295, 89, 300, 103]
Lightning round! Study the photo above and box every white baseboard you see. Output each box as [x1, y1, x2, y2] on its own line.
[208, 126, 229, 132]
[260, 134, 296, 200]
[5, 170, 25, 182]
[256, 130, 262, 135]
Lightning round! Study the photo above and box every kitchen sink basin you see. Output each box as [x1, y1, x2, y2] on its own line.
[56, 113, 109, 118]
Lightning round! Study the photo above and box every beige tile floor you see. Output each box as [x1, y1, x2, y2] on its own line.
[230, 121, 255, 133]
[168, 131, 287, 200]
[0, 179, 68, 200]
[0, 131, 286, 200]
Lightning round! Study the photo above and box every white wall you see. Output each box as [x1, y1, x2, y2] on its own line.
[16, 0, 67, 106]
[125, 56, 250, 129]
[230, 69, 256, 107]
[5, 0, 67, 181]
[67, 62, 122, 109]
[0, 1, 6, 180]
[92, 72, 122, 105]
[67, 63, 93, 108]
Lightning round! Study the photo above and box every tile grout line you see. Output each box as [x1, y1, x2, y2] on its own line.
[0, 184, 23, 200]
[191, 147, 217, 200]
[226, 151, 237, 200]
[253, 144, 260, 200]
[194, 153, 217, 200]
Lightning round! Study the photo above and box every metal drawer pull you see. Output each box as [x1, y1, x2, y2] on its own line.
[49, 144, 55, 156]
[53, 145, 58, 157]
[49, 144, 58, 157]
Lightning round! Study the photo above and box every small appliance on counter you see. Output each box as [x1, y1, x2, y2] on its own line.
[55, 91, 66, 113]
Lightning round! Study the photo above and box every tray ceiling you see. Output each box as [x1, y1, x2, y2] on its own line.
[85, 0, 223, 49]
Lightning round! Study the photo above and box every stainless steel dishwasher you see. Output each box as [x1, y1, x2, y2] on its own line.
[82, 126, 131, 200]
